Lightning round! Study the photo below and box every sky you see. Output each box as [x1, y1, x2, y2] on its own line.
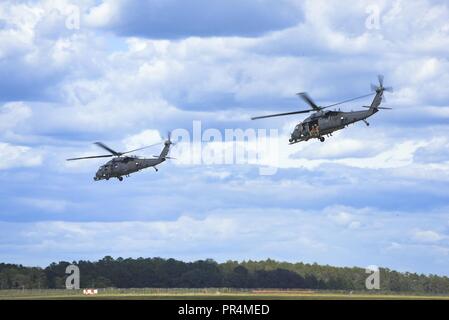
[1, 0, 449, 277]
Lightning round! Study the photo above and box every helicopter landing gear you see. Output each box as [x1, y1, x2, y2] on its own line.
[363, 119, 370, 126]
[118, 176, 123, 181]
[154, 167, 158, 172]
[319, 137, 325, 142]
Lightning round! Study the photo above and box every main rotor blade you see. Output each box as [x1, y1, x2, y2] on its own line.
[66, 154, 113, 161]
[94, 142, 120, 156]
[361, 106, 392, 110]
[121, 142, 163, 155]
[324, 92, 375, 108]
[251, 109, 314, 120]
[297, 92, 320, 110]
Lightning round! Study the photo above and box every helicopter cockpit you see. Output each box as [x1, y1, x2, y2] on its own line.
[95, 164, 110, 180]
[290, 123, 304, 143]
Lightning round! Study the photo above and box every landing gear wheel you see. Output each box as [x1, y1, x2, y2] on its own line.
[118, 177, 123, 181]
[319, 137, 325, 142]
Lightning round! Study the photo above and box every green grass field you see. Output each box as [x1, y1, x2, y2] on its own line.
[2, 289, 449, 300]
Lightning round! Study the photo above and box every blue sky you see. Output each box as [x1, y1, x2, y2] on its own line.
[1, 0, 449, 278]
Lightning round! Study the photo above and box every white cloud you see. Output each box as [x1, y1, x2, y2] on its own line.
[0, 142, 42, 170]
[2, 206, 449, 274]
[19, 198, 69, 213]
[15, 215, 237, 254]
[204, 170, 232, 180]
[328, 211, 361, 229]
[413, 229, 445, 243]
[85, 0, 119, 28]
[122, 129, 162, 151]
[84, 0, 300, 38]
[0, 102, 32, 131]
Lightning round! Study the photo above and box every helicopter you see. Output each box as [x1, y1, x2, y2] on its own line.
[251, 75, 393, 143]
[67, 133, 175, 181]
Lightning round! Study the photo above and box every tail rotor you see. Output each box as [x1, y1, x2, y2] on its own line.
[155, 131, 177, 160]
[371, 74, 393, 94]
[363, 75, 394, 110]
[165, 131, 176, 146]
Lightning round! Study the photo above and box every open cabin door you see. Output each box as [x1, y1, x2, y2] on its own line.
[308, 120, 320, 137]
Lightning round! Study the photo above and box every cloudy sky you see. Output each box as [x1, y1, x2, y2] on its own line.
[1, 0, 449, 277]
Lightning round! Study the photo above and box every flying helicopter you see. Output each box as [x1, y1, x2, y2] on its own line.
[251, 75, 393, 143]
[67, 133, 175, 181]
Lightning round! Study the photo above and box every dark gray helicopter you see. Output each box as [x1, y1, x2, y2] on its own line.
[67, 133, 175, 181]
[252, 75, 393, 143]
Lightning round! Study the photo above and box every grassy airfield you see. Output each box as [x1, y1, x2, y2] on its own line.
[2, 289, 449, 300]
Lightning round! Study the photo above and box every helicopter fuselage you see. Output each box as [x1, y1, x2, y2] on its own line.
[289, 107, 378, 143]
[94, 156, 165, 181]
[251, 76, 389, 144]
[67, 136, 173, 182]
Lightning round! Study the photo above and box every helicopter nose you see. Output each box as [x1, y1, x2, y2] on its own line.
[289, 132, 298, 143]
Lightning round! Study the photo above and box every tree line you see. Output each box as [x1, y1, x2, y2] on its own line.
[1, 256, 449, 293]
